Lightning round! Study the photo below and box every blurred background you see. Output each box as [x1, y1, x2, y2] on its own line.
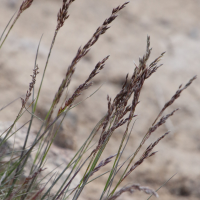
[0, 0, 200, 199]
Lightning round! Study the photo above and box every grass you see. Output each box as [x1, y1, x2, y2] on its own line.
[0, 0, 197, 199]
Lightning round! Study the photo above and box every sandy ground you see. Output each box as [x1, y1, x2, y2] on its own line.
[0, 0, 200, 199]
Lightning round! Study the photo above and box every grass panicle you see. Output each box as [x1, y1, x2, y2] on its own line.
[46, 2, 129, 125]
[0, 1, 197, 200]
[106, 184, 158, 200]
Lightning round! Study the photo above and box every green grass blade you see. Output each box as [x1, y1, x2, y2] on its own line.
[0, 11, 16, 43]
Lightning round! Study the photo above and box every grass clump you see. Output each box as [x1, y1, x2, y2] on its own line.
[0, 0, 196, 200]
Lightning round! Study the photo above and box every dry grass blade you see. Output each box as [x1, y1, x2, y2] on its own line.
[106, 184, 158, 200]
